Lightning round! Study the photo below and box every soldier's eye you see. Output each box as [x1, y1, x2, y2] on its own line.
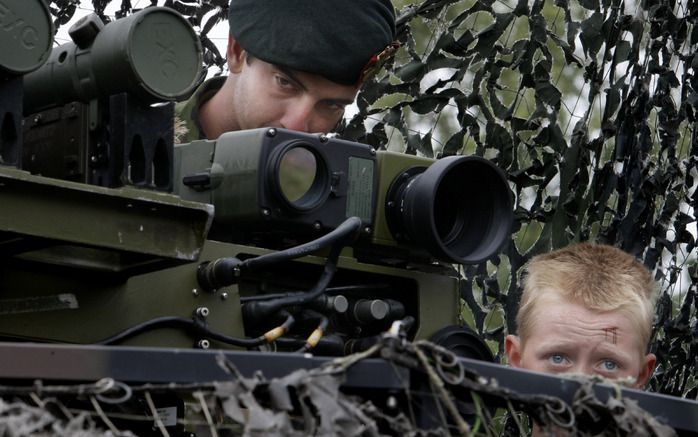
[275, 74, 295, 89]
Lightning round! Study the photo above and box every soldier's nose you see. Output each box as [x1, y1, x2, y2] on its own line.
[280, 102, 313, 132]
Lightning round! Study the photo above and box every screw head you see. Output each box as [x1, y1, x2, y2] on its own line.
[261, 208, 271, 217]
[221, 292, 229, 300]
[192, 288, 199, 296]
[313, 221, 322, 230]
[266, 128, 277, 137]
[196, 307, 210, 318]
[197, 339, 210, 349]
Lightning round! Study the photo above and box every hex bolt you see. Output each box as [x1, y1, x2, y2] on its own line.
[197, 339, 210, 349]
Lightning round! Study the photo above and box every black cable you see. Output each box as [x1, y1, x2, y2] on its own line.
[95, 312, 295, 348]
[197, 216, 362, 291]
[240, 291, 300, 303]
[240, 216, 362, 271]
[242, 244, 342, 320]
[240, 284, 391, 304]
[95, 317, 196, 346]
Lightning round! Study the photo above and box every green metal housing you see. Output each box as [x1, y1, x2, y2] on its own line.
[22, 7, 203, 113]
[0, 166, 460, 347]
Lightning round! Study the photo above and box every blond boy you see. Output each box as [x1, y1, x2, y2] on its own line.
[505, 243, 657, 388]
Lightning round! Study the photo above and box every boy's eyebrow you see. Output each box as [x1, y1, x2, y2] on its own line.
[536, 340, 577, 351]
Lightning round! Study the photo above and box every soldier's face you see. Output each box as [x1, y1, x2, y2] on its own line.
[505, 297, 656, 389]
[230, 53, 359, 133]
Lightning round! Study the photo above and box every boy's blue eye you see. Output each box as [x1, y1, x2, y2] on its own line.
[602, 360, 618, 371]
[550, 354, 565, 364]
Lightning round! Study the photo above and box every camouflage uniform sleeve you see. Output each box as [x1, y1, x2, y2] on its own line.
[173, 76, 227, 143]
[174, 98, 201, 144]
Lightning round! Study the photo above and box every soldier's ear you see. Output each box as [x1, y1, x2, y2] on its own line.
[227, 35, 246, 73]
[505, 334, 523, 368]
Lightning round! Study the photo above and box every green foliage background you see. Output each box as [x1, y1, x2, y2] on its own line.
[340, 0, 698, 399]
[49, 0, 698, 399]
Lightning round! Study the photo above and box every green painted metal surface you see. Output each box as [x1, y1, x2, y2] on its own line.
[0, 166, 213, 273]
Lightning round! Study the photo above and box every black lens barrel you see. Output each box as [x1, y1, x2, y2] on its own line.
[386, 156, 512, 264]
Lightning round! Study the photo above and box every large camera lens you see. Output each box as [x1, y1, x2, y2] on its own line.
[386, 156, 512, 264]
[269, 142, 329, 212]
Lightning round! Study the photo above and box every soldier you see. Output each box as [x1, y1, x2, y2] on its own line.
[505, 242, 657, 389]
[175, 0, 397, 142]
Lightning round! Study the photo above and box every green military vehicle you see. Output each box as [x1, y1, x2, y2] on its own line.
[1, 2, 696, 435]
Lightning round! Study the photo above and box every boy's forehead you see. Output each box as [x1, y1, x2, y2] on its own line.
[526, 296, 645, 351]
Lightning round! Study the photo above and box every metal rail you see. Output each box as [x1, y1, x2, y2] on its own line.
[0, 342, 695, 435]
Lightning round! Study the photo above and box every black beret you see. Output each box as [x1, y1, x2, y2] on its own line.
[228, 0, 396, 85]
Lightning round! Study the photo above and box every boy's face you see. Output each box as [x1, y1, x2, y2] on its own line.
[505, 298, 656, 388]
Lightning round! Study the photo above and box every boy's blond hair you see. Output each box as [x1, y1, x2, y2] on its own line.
[516, 243, 657, 351]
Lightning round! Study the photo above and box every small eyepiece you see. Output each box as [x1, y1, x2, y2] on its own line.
[268, 142, 330, 212]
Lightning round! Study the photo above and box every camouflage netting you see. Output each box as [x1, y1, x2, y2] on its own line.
[42, 0, 698, 432]
[0, 334, 679, 436]
[336, 0, 698, 398]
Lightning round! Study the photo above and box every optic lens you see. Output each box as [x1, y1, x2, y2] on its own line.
[278, 147, 318, 203]
[386, 156, 512, 264]
[434, 177, 467, 245]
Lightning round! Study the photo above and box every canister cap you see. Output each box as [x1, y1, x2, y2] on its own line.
[0, 0, 53, 75]
[129, 7, 203, 100]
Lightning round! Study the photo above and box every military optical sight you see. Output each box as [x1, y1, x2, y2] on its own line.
[0, 0, 53, 167]
[20, 7, 204, 190]
[22, 7, 202, 113]
[0, 0, 53, 77]
[175, 128, 513, 265]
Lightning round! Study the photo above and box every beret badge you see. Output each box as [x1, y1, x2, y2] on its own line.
[358, 42, 401, 83]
